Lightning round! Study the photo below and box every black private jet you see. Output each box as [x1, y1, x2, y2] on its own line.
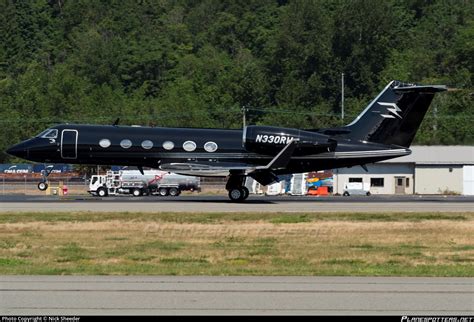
[7, 80, 446, 201]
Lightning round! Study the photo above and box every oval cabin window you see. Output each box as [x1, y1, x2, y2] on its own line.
[204, 141, 218, 152]
[183, 141, 197, 152]
[120, 139, 132, 149]
[162, 141, 174, 150]
[141, 140, 153, 150]
[99, 139, 111, 148]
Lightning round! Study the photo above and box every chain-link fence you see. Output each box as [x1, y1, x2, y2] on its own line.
[0, 175, 227, 196]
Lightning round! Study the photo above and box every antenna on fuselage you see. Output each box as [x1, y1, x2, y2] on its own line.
[113, 118, 120, 126]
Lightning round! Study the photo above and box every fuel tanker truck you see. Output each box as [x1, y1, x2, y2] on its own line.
[88, 170, 200, 197]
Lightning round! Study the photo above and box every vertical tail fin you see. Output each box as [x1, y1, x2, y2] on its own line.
[345, 80, 447, 147]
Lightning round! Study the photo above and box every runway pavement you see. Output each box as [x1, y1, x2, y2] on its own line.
[0, 276, 472, 315]
[0, 195, 473, 212]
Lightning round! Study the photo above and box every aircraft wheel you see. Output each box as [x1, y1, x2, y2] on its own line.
[159, 188, 169, 196]
[366, 191, 371, 196]
[241, 186, 249, 200]
[97, 187, 108, 197]
[228, 188, 242, 202]
[37, 182, 48, 191]
[343, 191, 350, 196]
[132, 189, 142, 197]
[169, 188, 180, 196]
[228, 188, 246, 202]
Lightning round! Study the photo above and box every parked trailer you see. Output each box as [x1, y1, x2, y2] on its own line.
[88, 170, 200, 197]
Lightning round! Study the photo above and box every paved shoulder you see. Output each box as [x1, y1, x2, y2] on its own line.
[1, 195, 474, 213]
[1, 276, 472, 315]
[0, 201, 473, 212]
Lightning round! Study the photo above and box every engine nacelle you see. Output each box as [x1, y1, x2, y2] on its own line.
[243, 125, 335, 155]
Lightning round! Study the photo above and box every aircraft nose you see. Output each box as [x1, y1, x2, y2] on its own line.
[6, 143, 29, 159]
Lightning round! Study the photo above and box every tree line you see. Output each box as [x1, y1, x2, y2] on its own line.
[1, 0, 473, 162]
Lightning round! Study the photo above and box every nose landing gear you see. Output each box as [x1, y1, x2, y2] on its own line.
[226, 174, 249, 202]
[37, 165, 53, 191]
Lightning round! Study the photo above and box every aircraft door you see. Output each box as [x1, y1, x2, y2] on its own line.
[61, 129, 78, 159]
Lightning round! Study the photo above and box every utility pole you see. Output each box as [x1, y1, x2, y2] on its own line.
[242, 106, 247, 128]
[341, 73, 345, 121]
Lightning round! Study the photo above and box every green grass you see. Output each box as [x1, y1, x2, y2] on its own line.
[0, 211, 472, 276]
[248, 238, 277, 256]
[322, 259, 366, 265]
[134, 240, 186, 252]
[0, 211, 470, 224]
[126, 254, 156, 262]
[104, 237, 129, 241]
[1, 259, 471, 277]
[160, 257, 209, 264]
[0, 240, 17, 249]
[270, 214, 311, 224]
[453, 245, 474, 251]
[0, 258, 28, 266]
[56, 243, 89, 262]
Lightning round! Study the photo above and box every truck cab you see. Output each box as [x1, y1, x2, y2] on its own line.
[89, 175, 111, 197]
[89, 172, 127, 196]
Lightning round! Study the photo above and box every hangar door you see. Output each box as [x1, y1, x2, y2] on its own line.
[463, 166, 474, 195]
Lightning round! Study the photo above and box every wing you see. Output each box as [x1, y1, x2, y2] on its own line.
[159, 161, 254, 177]
[159, 140, 299, 178]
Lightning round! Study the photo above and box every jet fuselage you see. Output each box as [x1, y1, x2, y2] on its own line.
[8, 123, 409, 177]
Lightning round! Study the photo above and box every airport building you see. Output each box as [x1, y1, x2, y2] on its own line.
[333, 146, 474, 195]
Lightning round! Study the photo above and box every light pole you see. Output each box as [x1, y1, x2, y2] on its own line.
[341, 72, 345, 122]
[242, 106, 247, 128]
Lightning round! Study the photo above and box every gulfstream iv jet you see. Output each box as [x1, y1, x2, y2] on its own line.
[7, 80, 446, 201]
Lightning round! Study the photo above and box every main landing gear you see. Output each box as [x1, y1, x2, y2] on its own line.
[226, 174, 249, 202]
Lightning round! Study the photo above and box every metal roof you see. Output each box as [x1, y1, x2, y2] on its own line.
[383, 145, 474, 165]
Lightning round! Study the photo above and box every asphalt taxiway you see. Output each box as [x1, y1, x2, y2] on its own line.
[1, 276, 472, 315]
[0, 195, 473, 212]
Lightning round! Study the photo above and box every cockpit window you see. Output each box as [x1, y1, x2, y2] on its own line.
[39, 129, 58, 139]
[36, 129, 50, 137]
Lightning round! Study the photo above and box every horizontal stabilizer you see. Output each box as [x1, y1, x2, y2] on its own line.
[394, 84, 447, 93]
